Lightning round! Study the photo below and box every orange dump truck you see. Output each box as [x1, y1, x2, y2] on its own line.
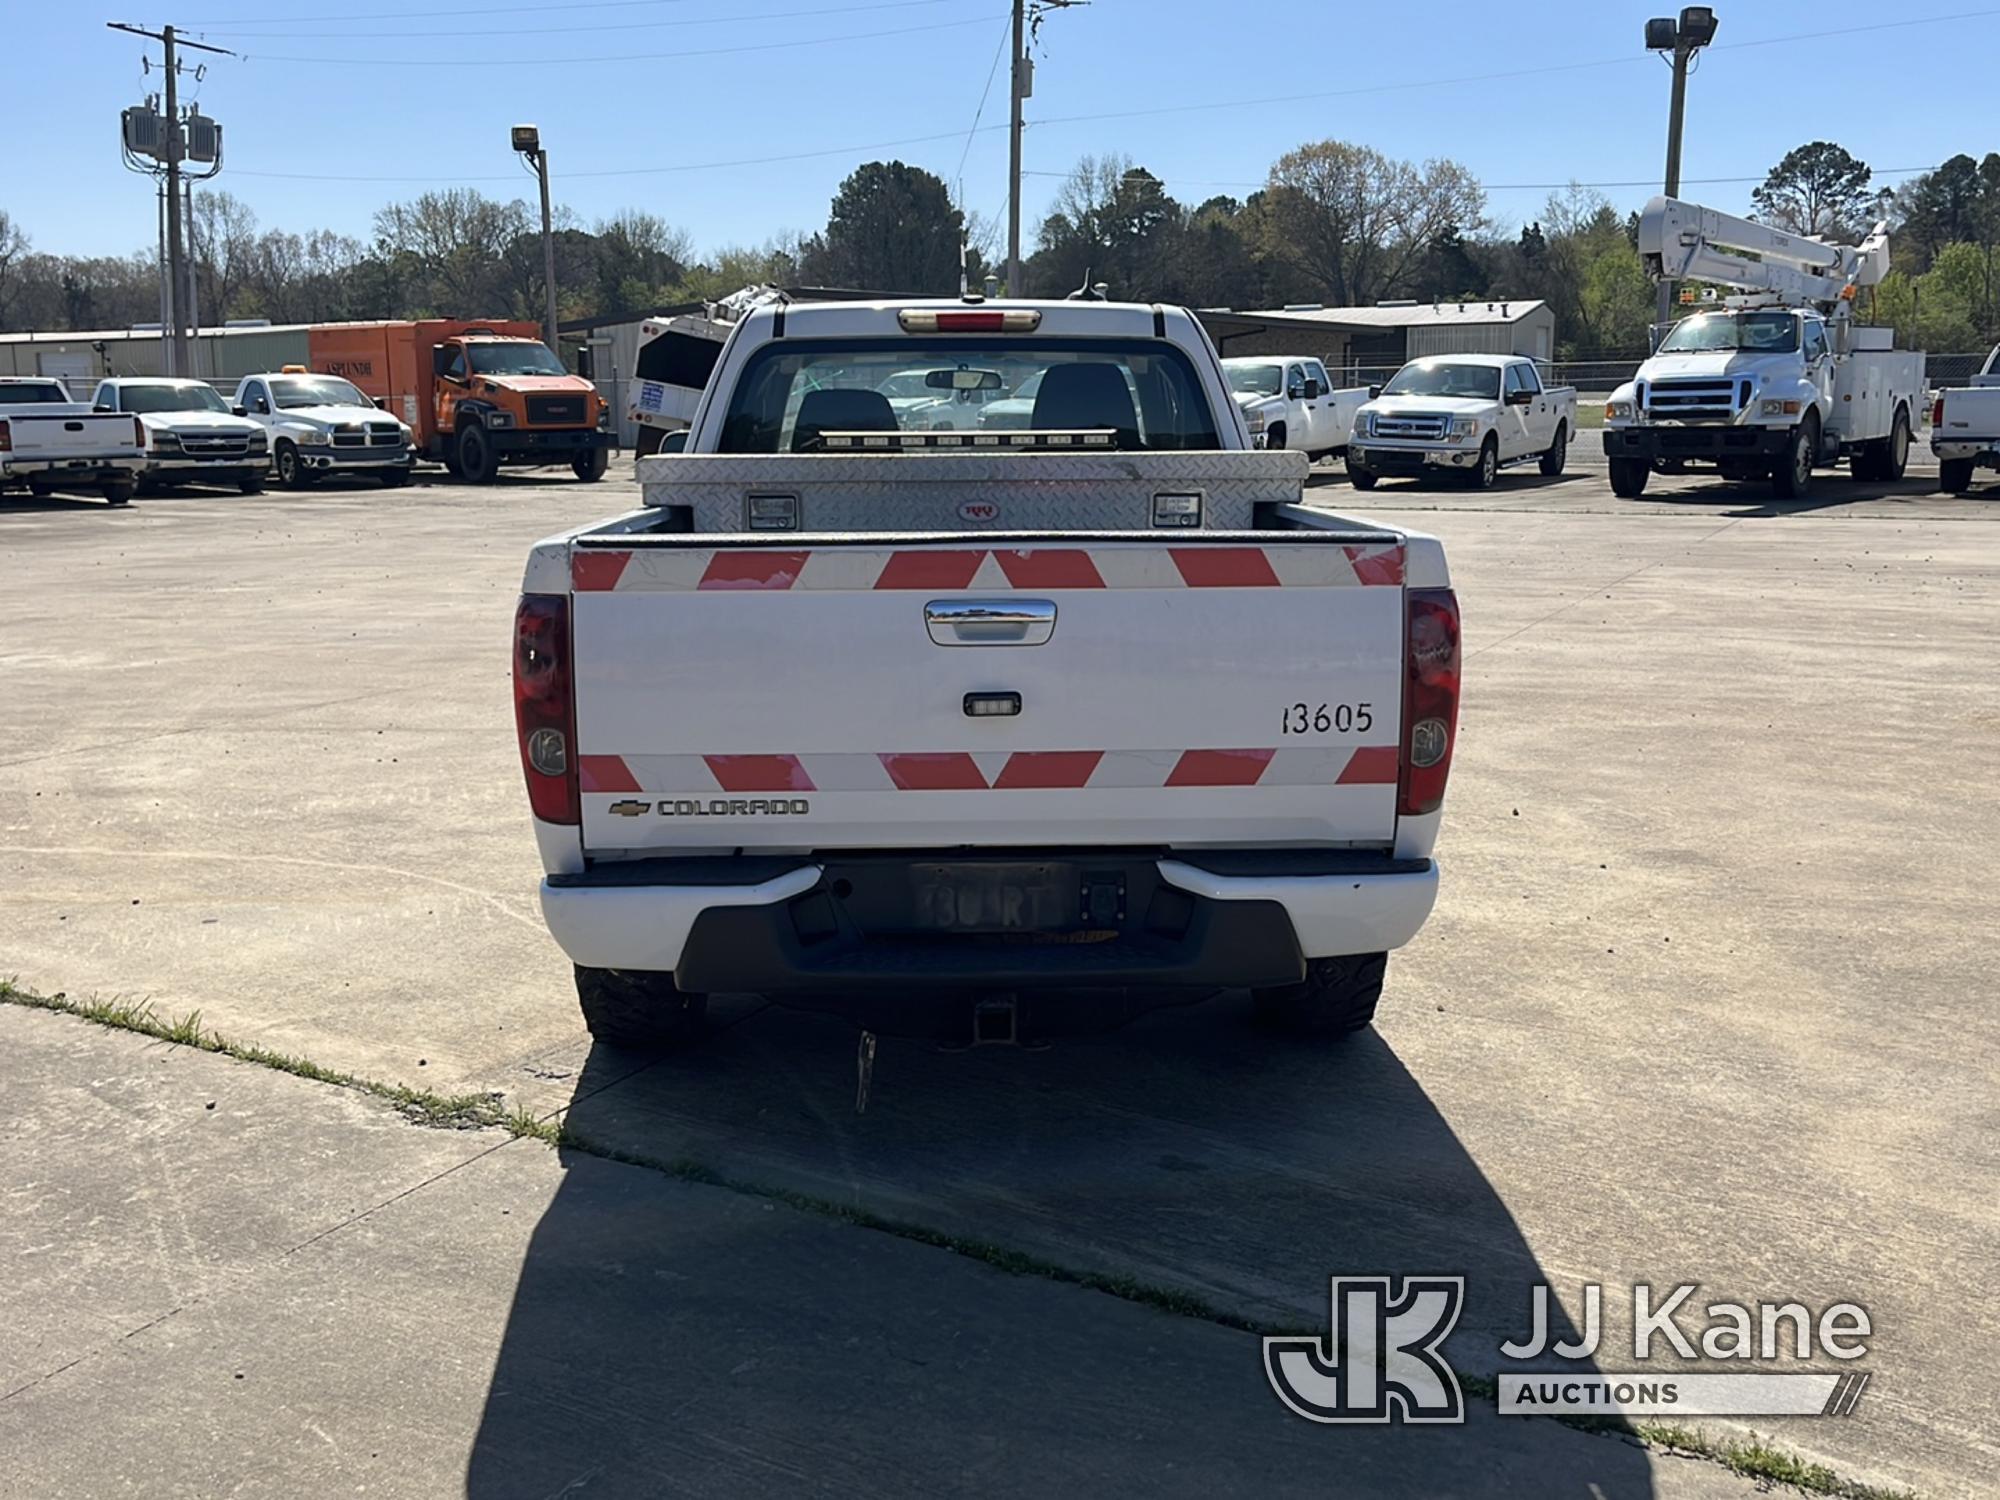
[306, 320, 612, 483]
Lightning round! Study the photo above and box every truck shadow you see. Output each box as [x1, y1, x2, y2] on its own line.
[465, 998, 1660, 1497]
[1632, 474, 1943, 516]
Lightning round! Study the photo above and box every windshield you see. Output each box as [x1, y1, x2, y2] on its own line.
[1225, 364, 1283, 398]
[1381, 362, 1502, 401]
[117, 383, 229, 414]
[718, 339, 1221, 453]
[269, 376, 372, 410]
[1658, 311, 1799, 354]
[467, 342, 567, 377]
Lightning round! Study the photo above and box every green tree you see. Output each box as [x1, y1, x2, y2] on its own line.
[798, 161, 967, 294]
[1752, 142, 1874, 240]
[1027, 156, 1184, 301]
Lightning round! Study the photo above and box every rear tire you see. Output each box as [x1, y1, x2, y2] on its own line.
[571, 446, 609, 482]
[1940, 456, 1976, 494]
[238, 470, 265, 495]
[1253, 953, 1388, 1037]
[102, 478, 135, 506]
[574, 966, 708, 1049]
[456, 423, 500, 484]
[27, 479, 55, 497]
[1537, 422, 1568, 477]
[1608, 456, 1649, 498]
[1770, 416, 1816, 500]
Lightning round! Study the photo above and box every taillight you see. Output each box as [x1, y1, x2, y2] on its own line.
[0, 419, 11, 453]
[133, 416, 145, 447]
[1398, 588, 1461, 818]
[1932, 396, 1945, 427]
[898, 308, 1042, 333]
[513, 593, 578, 825]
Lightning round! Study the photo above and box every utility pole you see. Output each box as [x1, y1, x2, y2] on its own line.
[162, 25, 188, 375]
[109, 22, 232, 377]
[1006, 0, 1085, 300]
[513, 125, 561, 360]
[1007, 0, 1024, 299]
[1645, 8, 1719, 335]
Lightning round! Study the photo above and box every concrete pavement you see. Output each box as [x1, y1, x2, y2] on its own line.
[5, 462, 1997, 1495]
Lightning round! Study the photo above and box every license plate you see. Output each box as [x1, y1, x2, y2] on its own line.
[909, 863, 1075, 932]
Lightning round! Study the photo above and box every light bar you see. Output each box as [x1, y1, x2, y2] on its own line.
[898, 308, 1042, 333]
[816, 429, 1115, 451]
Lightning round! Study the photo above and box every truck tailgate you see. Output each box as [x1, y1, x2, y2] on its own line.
[2, 410, 139, 460]
[569, 531, 1406, 853]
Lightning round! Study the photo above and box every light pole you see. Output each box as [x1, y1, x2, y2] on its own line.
[1646, 7, 1719, 336]
[513, 124, 561, 363]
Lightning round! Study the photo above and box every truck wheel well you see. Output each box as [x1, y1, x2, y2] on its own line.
[1266, 421, 1286, 448]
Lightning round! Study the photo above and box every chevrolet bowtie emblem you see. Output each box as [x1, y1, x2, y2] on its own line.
[608, 799, 652, 817]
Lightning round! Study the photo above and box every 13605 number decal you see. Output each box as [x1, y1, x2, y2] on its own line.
[1282, 702, 1374, 735]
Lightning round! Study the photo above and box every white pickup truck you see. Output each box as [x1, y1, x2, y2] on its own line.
[0, 377, 145, 506]
[514, 298, 1460, 1050]
[1221, 355, 1369, 460]
[1348, 354, 1576, 489]
[91, 378, 269, 495]
[1931, 343, 2000, 494]
[232, 371, 416, 489]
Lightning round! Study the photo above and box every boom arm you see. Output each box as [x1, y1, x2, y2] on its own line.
[1636, 195, 1890, 314]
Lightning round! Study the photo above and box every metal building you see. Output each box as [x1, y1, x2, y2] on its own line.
[0, 322, 310, 391]
[1197, 300, 1555, 379]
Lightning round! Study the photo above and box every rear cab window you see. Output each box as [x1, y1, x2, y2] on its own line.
[717, 339, 1223, 453]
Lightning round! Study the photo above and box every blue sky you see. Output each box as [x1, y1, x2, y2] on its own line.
[16, 1, 2000, 262]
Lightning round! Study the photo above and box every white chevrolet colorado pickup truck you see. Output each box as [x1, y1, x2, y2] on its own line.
[1931, 342, 2000, 494]
[0, 377, 145, 506]
[1349, 354, 1576, 489]
[1221, 356, 1370, 460]
[514, 299, 1459, 1049]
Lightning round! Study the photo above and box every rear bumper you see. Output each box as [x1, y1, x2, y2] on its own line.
[1602, 425, 1789, 462]
[538, 850, 1438, 993]
[490, 428, 611, 458]
[3, 456, 144, 482]
[1932, 439, 1998, 465]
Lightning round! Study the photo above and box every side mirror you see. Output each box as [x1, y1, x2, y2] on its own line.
[1368, 385, 1382, 400]
[661, 429, 688, 454]
[576, 347, 595, 381]
[1303, 379, 1322, 400]
[1506, 389, 1533, 406]
[231, 404, 247, 417]
[432, 345, 452, 379]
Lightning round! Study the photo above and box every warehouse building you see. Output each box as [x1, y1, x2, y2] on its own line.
[0, 322, 313, 389]
[1197, 299, 1554, 377]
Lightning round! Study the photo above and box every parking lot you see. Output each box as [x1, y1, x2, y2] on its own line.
[4, 456, 1997, 1498]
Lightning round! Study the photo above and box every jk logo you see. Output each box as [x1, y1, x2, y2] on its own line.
[1265, 1276, 1466, 1424]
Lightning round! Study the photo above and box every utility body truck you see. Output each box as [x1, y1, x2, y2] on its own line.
[1603, 196, 1923, 499]
[1348, 355, 1576, 489]
[513, 298, 1460, 1052]
[1220, 356, 1370, 460]
[0, 377, 145, 505]
[306, 320, 612, 483]
[1929, 343, 2000, 494]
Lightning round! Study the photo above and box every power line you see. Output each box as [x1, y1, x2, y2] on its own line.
[1020, 165, 1946, 195]
[185, 0, 793, 22]
[1023, 9, 2000, 132]
[189, 0, 982, 41]
[953, 15, 1013, 200]
[226, 11, 1001, 63]
[228, 125, 1008, 183]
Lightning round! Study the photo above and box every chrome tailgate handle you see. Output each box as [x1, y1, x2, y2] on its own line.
[925, 599, 1056, 646]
